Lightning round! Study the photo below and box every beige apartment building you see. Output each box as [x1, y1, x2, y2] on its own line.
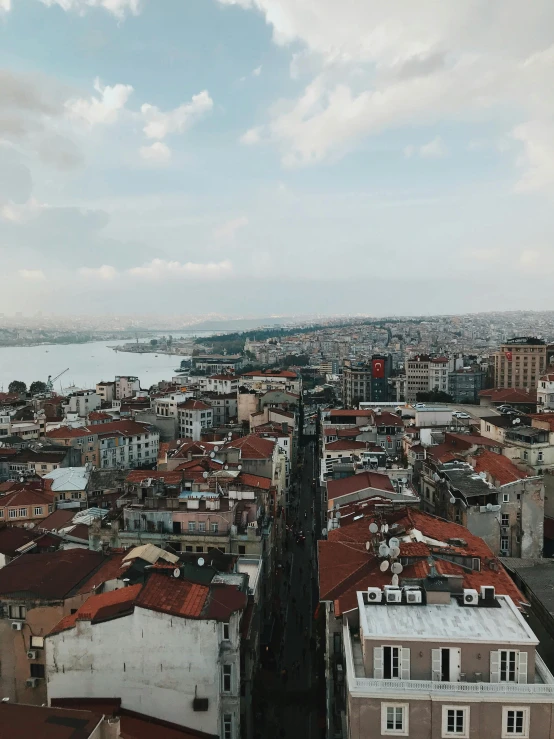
[342, 585, 554, 739]
[406, 356, 451, 402]
[494, 337, 553, 390]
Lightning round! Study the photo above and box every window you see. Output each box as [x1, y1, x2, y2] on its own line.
[223, 714, 232, 739]
[8, 510, 17, 519]
[30, 636, 44, 649]
[222, 664, 232, 693]
[442, 706, 469, 738]
[381, 703, 408, 736]
[500, 650, 518, 682]
[501, 514, 510, 527]
[238, 545, 246, 555]
[9, 605, 26, 620]
[33, 507, 43, 516]
[211, 522, 219, 533]
[188, 521, 196, 532]
[538, 451, 543, 462]
[502, 707, 529, 738]
[503, 493, 510, 503]
[501, 537, 509, 552]
[223, 622, 230, 641]
[17, 508, 27, 517]
[0, 510, 3, 518]
[30, 663, 45, 679]
[198, 522, 206, 532]
[384, 646, 401, 679]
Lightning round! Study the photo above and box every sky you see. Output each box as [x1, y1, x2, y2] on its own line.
[2, 0, 554, 317]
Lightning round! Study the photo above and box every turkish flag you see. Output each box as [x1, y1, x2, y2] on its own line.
[505, 351, 513, 362]
[373, 359, 385, 378]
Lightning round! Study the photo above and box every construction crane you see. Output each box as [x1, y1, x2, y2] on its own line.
[47, 368, 69, 392]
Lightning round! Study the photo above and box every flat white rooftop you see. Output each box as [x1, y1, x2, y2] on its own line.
[358, 594, 537, 645]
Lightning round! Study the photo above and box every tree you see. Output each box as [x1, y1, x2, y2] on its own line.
[29, 380, 48, 395]
[416, 390, 453, 403]
[8, 380, 27, 395]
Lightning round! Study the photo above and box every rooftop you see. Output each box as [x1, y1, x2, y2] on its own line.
[44, 466, 89, 492]
[0, 703, 104, 739]
[359, 593, 536, 644]
[327, 471, 396, 501]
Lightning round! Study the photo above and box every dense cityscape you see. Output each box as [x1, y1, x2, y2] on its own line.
[0, 311, 554, 737]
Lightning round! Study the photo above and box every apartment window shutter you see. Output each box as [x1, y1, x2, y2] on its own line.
[432, 649, 441, 681]
[518, 652, 528, 684]
[401, 648, 411, 680]
[490, 650, 500, 683]
[373, 647, 384, 679]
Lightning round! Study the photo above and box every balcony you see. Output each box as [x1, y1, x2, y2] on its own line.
[344, 624, 554, 699]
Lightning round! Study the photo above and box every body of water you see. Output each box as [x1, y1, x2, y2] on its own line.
[0, 339, 190, 392]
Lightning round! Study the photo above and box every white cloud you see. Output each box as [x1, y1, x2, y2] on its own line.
[141, 91, 213, 140]
[66, 77, 133, 126]
[214, 216, 249, 241]
[0, 198, 45, 223]
[512, 120, 554, 192]
[19, 269, 45, 281]
[405, 136, 448, 159]
[520, 249, 540, 267]
[139, 141, 171, 165]
[0, 0, 11, 11]
[253, 65, 262, 77]
[38, 0, 139, 17]
[240, 127, 262, 145]
[128, 258, 232, 280]
[79, 264, 118, 280]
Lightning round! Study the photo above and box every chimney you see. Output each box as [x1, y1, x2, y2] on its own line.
[102, 716, 121, 739]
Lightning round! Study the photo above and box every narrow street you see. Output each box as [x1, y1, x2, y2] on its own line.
[254, 440, 323, 738]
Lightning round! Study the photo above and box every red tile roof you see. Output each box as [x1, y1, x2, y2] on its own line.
[51, 584, 142, 635]
[242, 370, 297, 378]
[46, 426, 92, 439]
[444, 432, 504, 450]
[94, 420, 154, 438]
[327, 471, 395, 501]
[0, 703, 105, 739]
[318, 507, 525, 615]
[0, 486, 54, 509]
[77, 550, 129, 594]
[236, 472, 272, 490]
[529, 413, 554, 432]
[0, 549, 106, 599]
[336, 427, 362, 438]
[325, 440, 368, 451]
[39, 509, 75, 532]
[471, 450, 527, 486]
[479, 388, 537, 403]
[136, 573, 209, 618]
[209, 374, 237, 381]
[125, 470, 184, 485]
[178, 399, 212, 411]
[0, 525, 40, 556]
[225, 434, 275, 459]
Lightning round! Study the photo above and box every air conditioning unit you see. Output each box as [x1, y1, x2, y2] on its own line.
[405, 589, 422, 604]
[27, 651, 38, 660]
[481, 585, 495, 601]
[463, 588, 479, 606]
[385, 588, 402, 604]
[367, 587, 383, 604]
[11, 622, 23, 631]
[26, 678, 39, 688]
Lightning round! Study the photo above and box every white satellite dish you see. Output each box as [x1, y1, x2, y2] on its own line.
[384, 524, 389, 533]
[214, 446, 219, 452]
[173, 568, 181, 578]
[210, 451, 215, 458]
[450, 496, 456, 504]
[369, 522, 379, 534]
[486, 503, 493, 511]
[197, 557, 205, 567]
[202, 471, 209, 479]
[380, 560, 390, 572]
[224, 465, 229, 470]
[380, 524, 386, 533]
[238, 464, 242, 470]
[390, 546, 401, 558]
[389, 537, 400, 548]
[391, 562, 403, 575]
[365, 541, 370, 551]
[391, 574, 399, 587]
[379, 543, 390, 558]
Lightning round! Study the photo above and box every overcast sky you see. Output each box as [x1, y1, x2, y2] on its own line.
[2, 0, 554, 317]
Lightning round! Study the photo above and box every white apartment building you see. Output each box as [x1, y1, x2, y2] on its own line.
[406, 356, 451, 401]
[206, 374, 239, 395]
[537, 372, 554, 412]
[153, 392, 192, 419]
[178, 399, 213, 441]
[114, 376, 140, 400]
[97, 421, 159, 469]
[46, 571, 247, 738]
[63, 391, 101, 418]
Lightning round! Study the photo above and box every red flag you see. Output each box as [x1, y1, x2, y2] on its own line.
[505, 351, 513, 362]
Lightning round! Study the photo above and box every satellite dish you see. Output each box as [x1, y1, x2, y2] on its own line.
[210, 451, 215, 458]
[173, 568, 181, 578]
[214, 445, 219, 452]
[27, 522, 35, 530]
[450, 496, 456, 504]
[365, 541, 370, 551]
[238, 464, 242, 470]
[380, 524, 386, 533]
[380, 560, 390, 572]
[224, 465, 229, 470]
[203, 471, 209, 479]
[369, 522, 379, 534]
[391, 562, 403, 575]
[378, 543, 390, 558]
[389, 537, 400, 548]
[391, 574, 399, 587]
[390, 546, 401, 558]
[486, 503, 493, 511]
[384, 524, 389, 533]
[197, 557, 205, 567]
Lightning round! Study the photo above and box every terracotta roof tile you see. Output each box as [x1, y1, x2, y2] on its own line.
[225, 434, 275, 460]
[50, 584, 142, 635]
[471, 450, 528, 486]
[327, 471, 395, 501]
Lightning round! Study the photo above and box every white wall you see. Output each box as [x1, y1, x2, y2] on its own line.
[46, 606, 240, 736]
